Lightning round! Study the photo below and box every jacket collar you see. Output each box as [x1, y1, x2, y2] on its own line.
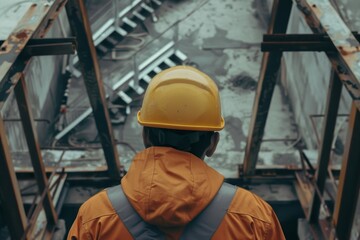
[121, 147, 224, 227]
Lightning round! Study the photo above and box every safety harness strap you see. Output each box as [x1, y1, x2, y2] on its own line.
[180, 182, 237, 239]
[107, 185, 165, 240]
[107, 182, 237, 239]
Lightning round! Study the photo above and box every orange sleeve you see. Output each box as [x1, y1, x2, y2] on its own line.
[266, 210, 286, 240]
[67, 205, 91, 240]
[66, 191, 134, 240]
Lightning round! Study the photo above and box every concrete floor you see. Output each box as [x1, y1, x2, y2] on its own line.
[3, 1, 360, 238]
[145, 0, 299, 177]
[0, 0, 300, 178]
[69, 0, 300, 177]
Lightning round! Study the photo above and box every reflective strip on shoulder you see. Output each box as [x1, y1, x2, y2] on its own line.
[107, 183, 237, 240]
[106, 185, 165, 240]
[180, 182, 237, 240]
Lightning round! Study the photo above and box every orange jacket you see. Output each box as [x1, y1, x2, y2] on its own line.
[68, 147, 285, 239]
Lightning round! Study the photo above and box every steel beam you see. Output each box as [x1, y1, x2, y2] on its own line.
[296, 0, 360, 111]
[262, 41, 337, 52]
[14, 74, 58, 227]
[0, 38, 76, 56]
[331, 103, 360, 240]
[308, 71, 342, 223]
[0, 116, 27, 240]
[24, 38, 75, 56]
[263, 33, 360, 42]
[65, 0, 121, 180]
[243, 0, 293, 176]
[262, 33, 360, 52]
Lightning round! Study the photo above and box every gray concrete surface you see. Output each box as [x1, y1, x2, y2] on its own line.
[0, 1, 68, 151]
[0, 0, 300, 178]
[1, 0, 360, 238]
[1, 0, 358, 177]
[118, 0, 300, 177]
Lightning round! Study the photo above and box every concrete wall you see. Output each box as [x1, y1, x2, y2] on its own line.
[2, 11, 69, 151]
[282, 3, 356, 150]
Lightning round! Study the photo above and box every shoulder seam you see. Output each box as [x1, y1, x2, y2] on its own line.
[82, 212, 118, 225]
[226, 211, 272, 225]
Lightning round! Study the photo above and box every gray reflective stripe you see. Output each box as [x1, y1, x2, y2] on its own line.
[106, 185, 165, 240]
[107, 182, 237, 239]
[180, 182, 237, 240]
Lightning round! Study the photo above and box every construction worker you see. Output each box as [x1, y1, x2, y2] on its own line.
[68, 66, 285, 239]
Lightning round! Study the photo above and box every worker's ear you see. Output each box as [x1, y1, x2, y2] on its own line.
[205, 132, 219, 157]
[142, 127, 152, 148]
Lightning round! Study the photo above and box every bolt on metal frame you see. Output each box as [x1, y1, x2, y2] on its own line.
[0, 0, 122, 238]
[244, 0, 360, 239]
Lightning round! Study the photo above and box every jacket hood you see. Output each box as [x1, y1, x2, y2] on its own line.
[121, 147, 224, 227]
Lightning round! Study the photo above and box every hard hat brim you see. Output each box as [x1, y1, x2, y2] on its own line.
[137, 111, 225, 131]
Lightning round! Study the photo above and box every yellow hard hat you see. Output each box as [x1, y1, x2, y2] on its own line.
[137, 66, 225, 131]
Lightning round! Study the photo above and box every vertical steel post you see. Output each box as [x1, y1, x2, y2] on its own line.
[331, 103, 360, 240]
[65, 0, 121, 180]
[0, 115, 27, 240]
[243, 0, 293, 175]
[308, 71, 342, 222]
[14, 74, 58, 227]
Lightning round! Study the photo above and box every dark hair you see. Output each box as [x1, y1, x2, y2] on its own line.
[144, 127, 214, 158]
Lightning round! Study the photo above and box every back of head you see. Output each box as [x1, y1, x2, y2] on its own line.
[137, 66, 225, 158]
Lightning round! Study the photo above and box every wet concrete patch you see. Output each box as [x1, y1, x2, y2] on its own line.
[179, 34, 229, 82]
[272, 152, 299, 165]
[230, 73, 257, 91]
[202, 27, 260, 50]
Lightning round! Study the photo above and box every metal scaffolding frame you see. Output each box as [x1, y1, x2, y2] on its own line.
[0, 0, 121, 238]
[243, 0, 293, 176]
[244, 0, 360, 239]
[0, 0, 359, 239]
[65, 0, 121, 180]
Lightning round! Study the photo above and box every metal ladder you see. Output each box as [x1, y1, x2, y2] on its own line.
[67, 0, 164, 78]
[55, 41, 187, 141]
